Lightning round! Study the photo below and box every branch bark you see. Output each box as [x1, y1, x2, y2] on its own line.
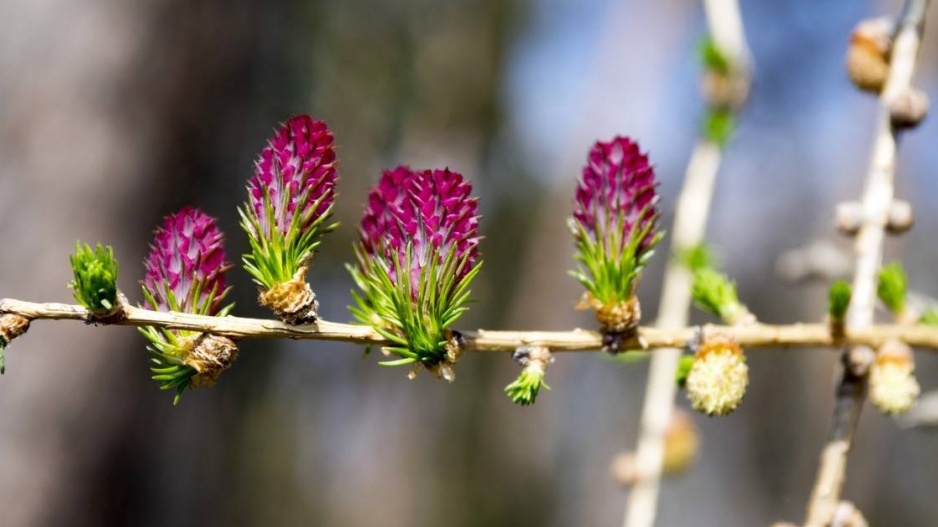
[6, 299, 938, 352]
[803, 1, 930, 525]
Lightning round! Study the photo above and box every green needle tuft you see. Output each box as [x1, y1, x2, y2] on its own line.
[828, 281, 853, 323]
[68, 242, 119, 314]
[691, 267, 745, 323]
[675, 355, 695, 387]
[877, 262, 908, 315]
[505, 369, 550, 406]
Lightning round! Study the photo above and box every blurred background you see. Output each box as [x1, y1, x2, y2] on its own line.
[1, 0, 937, 525]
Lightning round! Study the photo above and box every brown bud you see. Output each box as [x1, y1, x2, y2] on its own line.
[889, 88, 929, 129]
[700, 71, 749, 111]
[0, 314, 30, 344]
[886, 200, 914, 234]
[258, 266, 318, 324]
[185, 334, 239, 388]
[846, 18, 893, 93]
[835, 201, 864, 235]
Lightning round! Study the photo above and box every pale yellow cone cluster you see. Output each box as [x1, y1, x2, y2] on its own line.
[869, 340, 919, 415]
[686, 335, 748, 416]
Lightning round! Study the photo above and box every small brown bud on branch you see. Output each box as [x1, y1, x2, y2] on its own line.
[888, 87, 929, 129]
[846, 18, 894, 93]
[835, 201, 864, 236]
[886, 200, 915, 234]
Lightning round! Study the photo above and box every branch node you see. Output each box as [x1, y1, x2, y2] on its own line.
[701, 70, 749, 111]
[84, 292, 129, 325]
[829, 319, 846, 343]
[585, 295, 641, 353]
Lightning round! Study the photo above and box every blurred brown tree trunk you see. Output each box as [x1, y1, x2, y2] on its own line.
[0, 1, 265, 525]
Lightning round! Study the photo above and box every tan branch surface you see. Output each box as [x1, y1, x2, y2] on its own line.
[6, 298, 938, 352]
[803, 1, 930, 525]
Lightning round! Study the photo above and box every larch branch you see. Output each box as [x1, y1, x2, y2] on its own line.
[803, 1, 930, 525]
[6, 298, 938, 352]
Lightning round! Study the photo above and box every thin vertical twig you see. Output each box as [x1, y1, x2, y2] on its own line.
[803, 1, 930, 525]
[621, 144, 720, 527]
[622, 2, 751, 526]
